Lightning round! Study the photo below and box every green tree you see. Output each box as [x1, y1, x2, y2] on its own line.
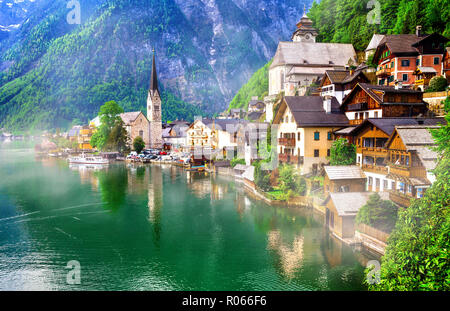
[106, 119, 129, 153]
[369, 103, 450, 291]
[133, 136, 145, 154]
[330, 138, 356, 165]
[253, 160, 272, 192]
[356, 193, 398, 232]
[426, 76, 448, 93]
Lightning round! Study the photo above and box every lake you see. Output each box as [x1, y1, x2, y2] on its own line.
[0, 141, 377, 290]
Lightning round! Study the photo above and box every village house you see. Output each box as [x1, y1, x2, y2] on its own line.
[273, 96, 349, 175]
[373, 26, 449, 90]
[323, 165, 367, 196]
[186, 118, 247, 159]
[77, 124, 96, 150]
[162, 120, 190, 150]
[268, 13, 357, 99]
[246, 97, 266, 122]
[236, 122, 269, 165]
[385, 125, 441, 207]
[340, 83, 428, 127]
[443, 47, 450, 83]
[365, 34, 385, 64]
[324, 192, 389, 240]
[319, 67, 370, 105]
[342, 118, 444, 193]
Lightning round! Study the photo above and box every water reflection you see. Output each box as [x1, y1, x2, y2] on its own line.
[148, 166, 163, 246]
[267, 230, 304, 279]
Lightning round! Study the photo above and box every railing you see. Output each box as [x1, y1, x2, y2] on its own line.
[376, 68, 391, 77]
[348, 102, 368, 111]
[357, 223, 390, 243]
[362, 164, 388, 174]
[389, 190, 413, 207]
[278, 138, 296, 147]
[362, 147, 388, 157]
[388, 165, 411, 177]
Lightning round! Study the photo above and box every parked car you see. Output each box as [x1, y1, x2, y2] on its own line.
[160, 151, 167, 155]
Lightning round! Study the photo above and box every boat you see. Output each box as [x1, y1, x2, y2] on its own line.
[68, 153, 109, 165]
[185, 165, 205, 172]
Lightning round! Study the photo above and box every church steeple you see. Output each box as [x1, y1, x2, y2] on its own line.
[292, 5, 318, 42]
[150, 49, 159, 95]
[147, 48, 163, 149]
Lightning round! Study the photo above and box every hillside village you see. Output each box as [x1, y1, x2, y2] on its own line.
[29, 11, 450, 255]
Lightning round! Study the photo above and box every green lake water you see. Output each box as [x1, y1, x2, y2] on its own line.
[0, 141, 376, 290]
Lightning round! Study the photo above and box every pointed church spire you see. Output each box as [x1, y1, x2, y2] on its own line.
[150, 48, 159, 93]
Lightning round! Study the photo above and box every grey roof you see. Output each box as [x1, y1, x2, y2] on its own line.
[282, 96, 349, 127]
[271, 42, 357, 69]
[247, 111, 264, 121]
[365, 34, 385, 51]
[120, 112, 143, 125]
[334, 126, 357, 135]
[201, 118, 248, 133]
[354, 118, 446, 136]
[324, 166, 366, 180]
[329, 192, 389, 217]
[395, 125, 440, 171]
[162, 127, 172, 138]
[417, 66, 437, 73]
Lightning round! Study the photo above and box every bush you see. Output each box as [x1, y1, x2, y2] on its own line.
[230, 158, 246, 167]
[133, 136, 145, 154]
[426, 76, 448, 92]
[356, 193, 398, 233]
[330, 138, 356, 165]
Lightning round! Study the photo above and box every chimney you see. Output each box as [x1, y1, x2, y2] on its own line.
[323, 97, 332, 114]
[416, 25, 422, 37]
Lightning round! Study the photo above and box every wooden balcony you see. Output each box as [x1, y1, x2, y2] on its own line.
[389, 190, 413, 208]
[279, 154, 301, 165]
[362, 164, 388, 174]
[347, 102, 368, 111]
[278, 138, 296, 147]
[376, 68, 392, 77]
[361, 147, 388, 157]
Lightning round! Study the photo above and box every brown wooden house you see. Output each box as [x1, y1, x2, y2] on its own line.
[385, 125, 441, 207]
[319, 68, 369, 105]
[340, 83, 428, 126]
[323, 166, 366, 196]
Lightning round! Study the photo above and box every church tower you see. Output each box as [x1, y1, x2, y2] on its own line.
[291, 6, 318, 43]
[147, 50, 163, 149]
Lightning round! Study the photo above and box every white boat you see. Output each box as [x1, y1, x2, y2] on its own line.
[68, 153, 109, 165]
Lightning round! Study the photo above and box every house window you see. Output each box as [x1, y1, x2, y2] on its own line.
[383, 180, 388, 190]
[401, 59, 410, 67]
[374, 111, 379, 118]
[314, 149, 320, 157]
[434, 57, 440, 65]
[314, 132, 320, 141]
[327, 131, 332, 140]
[402, 74, 408, 82]
[416, 58, 420, 66]
[376, 178, 380, 189]
[392, 181, 395, 190]
[391, 61, 394, 68]
[297, 132, 301, 141]
[139, 130, 144, 137]
[368, 177, 373, 186]
[327, 149, 330, 157]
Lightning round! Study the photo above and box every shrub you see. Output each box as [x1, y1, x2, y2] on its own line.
[426, 76, 448, 92]
[356, 193, 398, 233]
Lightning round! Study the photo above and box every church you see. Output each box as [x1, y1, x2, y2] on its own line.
[268, 12, 357, 98]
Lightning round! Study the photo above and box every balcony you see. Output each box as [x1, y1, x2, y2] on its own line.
[376, 68, 391, 77]
[362, 164, 388, 174]
[361, 147, 388, 157]
[278, 138, 296, 147]
[389, 190, 413, 208]
[347, 102, 368, 111]
[279, 154, 301, 165]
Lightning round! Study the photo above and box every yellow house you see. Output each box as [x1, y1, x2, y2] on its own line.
[78, 124, 96, 150]
[273, 96, 349, 175]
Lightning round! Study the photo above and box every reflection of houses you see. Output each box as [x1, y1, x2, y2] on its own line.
[267, 230, 304, 279]
[385, 125, 440, 207]
[269, 13, 357, 97]
[273, 96, 349, 175]
[340, 83, 428, 126]
[324, 192, 389, 240]
[148, 165, 163, 227]
[323, 166, 366, 196]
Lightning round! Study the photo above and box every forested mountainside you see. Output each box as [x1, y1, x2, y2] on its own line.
[228, 0, 450, 111]
[0, 0, 313, 131]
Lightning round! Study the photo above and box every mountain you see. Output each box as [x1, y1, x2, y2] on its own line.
[0, 0, 314, 131]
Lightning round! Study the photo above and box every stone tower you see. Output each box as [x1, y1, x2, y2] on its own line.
[291, 7, 318, 43]
[147, 50, 163, 149]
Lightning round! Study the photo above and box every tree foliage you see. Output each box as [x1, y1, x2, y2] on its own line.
[133, 136, 145, 154]
[330, 138, 356, 165]
[356, 193, 398, 233]
[426, 76, 448, 93]
[369, 101, 450, 291]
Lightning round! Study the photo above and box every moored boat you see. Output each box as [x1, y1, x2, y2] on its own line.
[68, 153, 109, 165]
